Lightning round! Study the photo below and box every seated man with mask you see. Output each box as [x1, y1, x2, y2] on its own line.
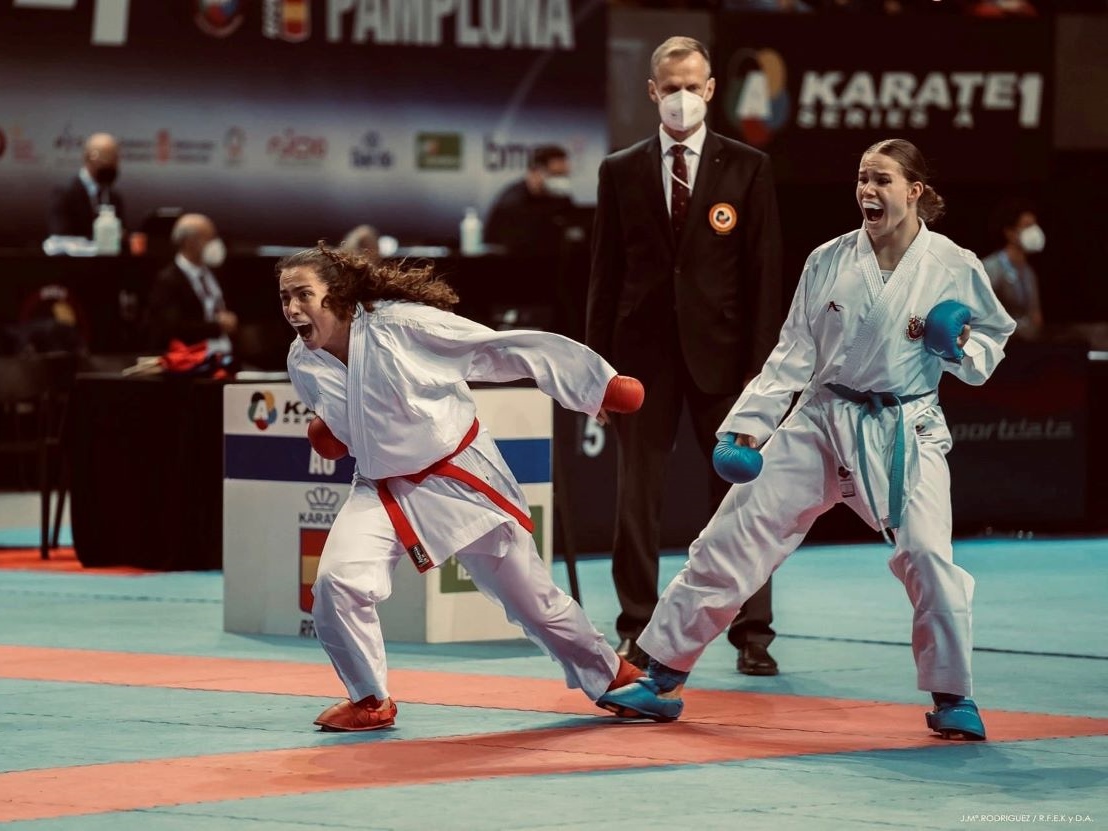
[484, 144, 575, 257]
[981, 199, 1045, 342]
[145, 213, 237, 355]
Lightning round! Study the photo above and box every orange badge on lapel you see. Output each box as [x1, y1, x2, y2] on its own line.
[709, 203, 737, 235]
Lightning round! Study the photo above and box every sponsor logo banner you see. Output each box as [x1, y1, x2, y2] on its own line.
[0, 0, 606, 245]
[224, 434, 551, 484]
[225, 434, 355, 483]
[298, 483, 337, 613]
[416, 132, 462, 171]
[941, 345, 1086, 525]
[714, 16, 1051, 183]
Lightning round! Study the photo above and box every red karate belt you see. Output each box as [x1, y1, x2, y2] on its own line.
[375, 419, 534, 573]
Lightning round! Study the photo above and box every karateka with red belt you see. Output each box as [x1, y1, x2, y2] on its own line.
[280, 244, 646, 731]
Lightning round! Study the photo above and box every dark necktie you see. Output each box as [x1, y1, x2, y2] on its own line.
[199, 270, 224, 315]
[670, 144, 690, 238]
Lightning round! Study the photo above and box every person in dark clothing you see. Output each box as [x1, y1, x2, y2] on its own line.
[47, 133, 125, 239]
[484, 145, 575, 256]
[146, 214, 237, 354]
[586, 36, 784, 675]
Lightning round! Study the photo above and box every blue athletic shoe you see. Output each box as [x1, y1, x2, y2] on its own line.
[596, 677, 684, 722]
[926, 697, 987, 741]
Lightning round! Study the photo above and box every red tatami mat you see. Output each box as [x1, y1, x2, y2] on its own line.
[0, 645, 1106, 821]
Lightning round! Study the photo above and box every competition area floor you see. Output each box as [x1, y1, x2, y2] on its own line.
[0, 493, 1106, 829]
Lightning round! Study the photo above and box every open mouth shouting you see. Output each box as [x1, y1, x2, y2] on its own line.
[292, 322, 313, 339]
[862, 200, 885, 224]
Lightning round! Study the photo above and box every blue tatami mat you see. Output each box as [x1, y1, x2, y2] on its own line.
[1, 535, 1105, 829]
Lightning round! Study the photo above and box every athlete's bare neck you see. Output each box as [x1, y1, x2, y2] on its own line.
[870, 218, 921, 271]
[323, 327, 351, 366]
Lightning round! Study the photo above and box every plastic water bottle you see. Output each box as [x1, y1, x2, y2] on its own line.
[459, 207, 483, 256]
[93, 204, 122, 255]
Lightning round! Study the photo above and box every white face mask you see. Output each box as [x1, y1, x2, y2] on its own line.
[202, 237, 226, 268]
[658, 89, 707, 133]
[544, 175, 572, 197]
[1018, 224, 1045, 253]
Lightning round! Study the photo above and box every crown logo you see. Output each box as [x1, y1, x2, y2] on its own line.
[305, 486, 340, 512]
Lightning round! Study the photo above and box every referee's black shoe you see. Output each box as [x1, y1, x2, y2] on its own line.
[737, 642, 778, 676]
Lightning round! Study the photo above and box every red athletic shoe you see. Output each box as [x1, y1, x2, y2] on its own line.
[314, 695, 397, 732]
[606, 655, 645, 693]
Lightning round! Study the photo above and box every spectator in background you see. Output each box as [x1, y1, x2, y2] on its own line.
[0, 287, 86, 357]
[587, 36, 784, 675]
[981, 199, 1044, 341]
[47, 132, 125, 239]
[146, 214, 237, 354]
[484, 145, 575, 257]
[341, 224, 382, 264]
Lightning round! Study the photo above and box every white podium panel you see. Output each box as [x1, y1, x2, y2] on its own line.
[223, 383, 552, 643]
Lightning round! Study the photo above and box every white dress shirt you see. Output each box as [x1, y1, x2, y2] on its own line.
[658, 122, 707, 216]
[175, 252, 232, 354]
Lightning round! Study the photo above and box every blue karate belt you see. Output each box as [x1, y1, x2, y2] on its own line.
[824, 383, 934, 545]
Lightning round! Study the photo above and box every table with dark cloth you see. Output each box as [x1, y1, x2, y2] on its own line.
[69, 373, 224, 570]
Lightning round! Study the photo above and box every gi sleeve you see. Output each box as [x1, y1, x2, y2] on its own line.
[718, 252, 818, 444]
[402, 308, 618, 417]
[945, 255, 1016, 386]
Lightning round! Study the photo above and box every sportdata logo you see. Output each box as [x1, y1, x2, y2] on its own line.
[247, 391, 278, 430]
[724, 48, 790, 149]
[417, 132, 462, 171]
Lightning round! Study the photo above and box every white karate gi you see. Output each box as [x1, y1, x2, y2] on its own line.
[638, 223, 1017, 696]
[287, 301, 622, 703]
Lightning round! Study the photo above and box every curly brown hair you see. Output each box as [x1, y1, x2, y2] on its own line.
[276, 242, 459, 320]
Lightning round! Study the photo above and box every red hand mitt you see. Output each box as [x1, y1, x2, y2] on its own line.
[602, 375, 645, 413]
[308, 417, 348, 460]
